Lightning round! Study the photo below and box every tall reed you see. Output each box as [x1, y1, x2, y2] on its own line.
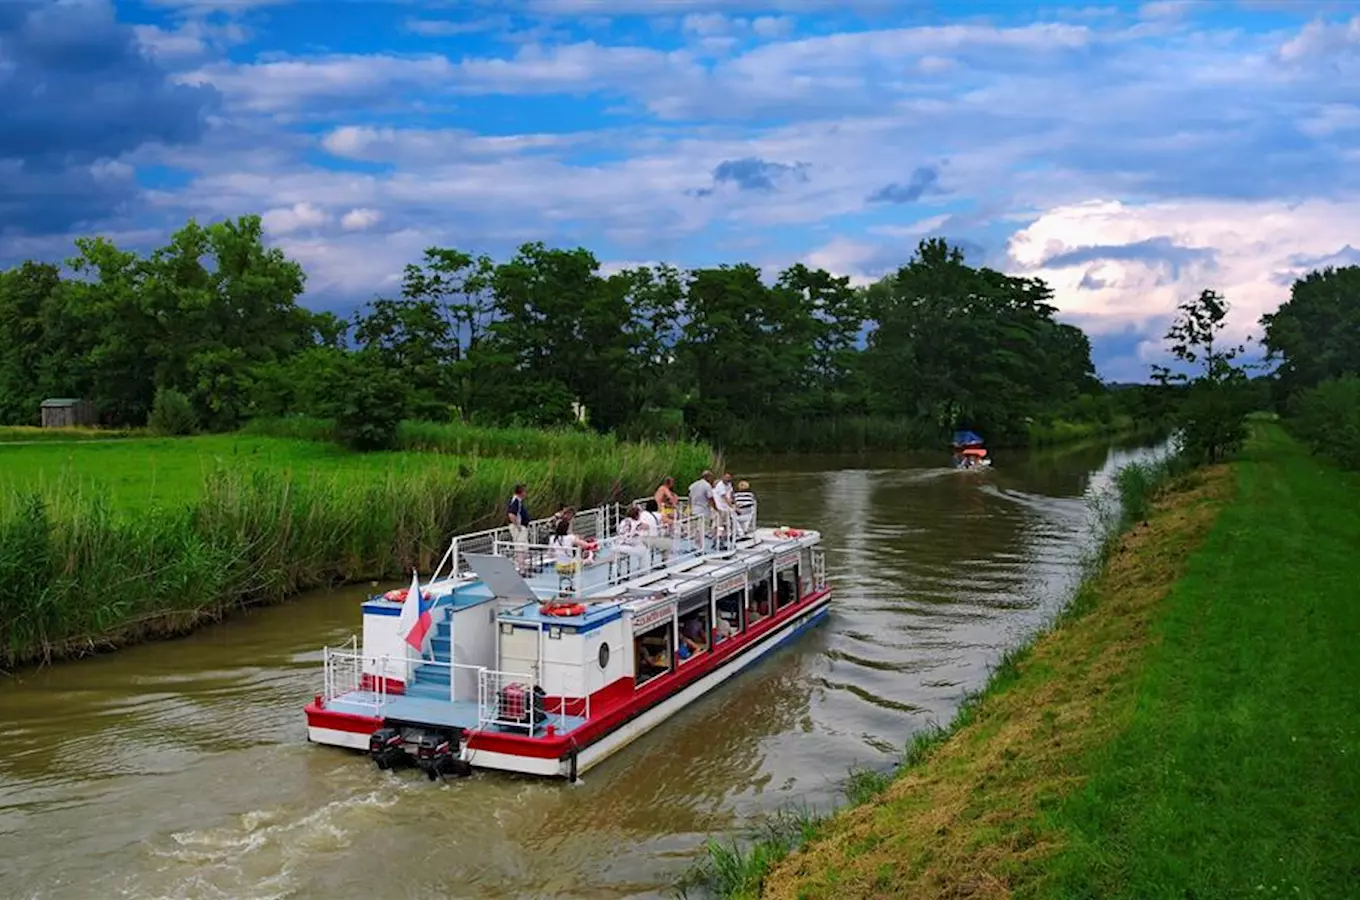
[0, 440, 711, 667]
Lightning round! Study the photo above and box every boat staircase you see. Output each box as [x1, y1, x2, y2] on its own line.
[406, 617, 454, 701]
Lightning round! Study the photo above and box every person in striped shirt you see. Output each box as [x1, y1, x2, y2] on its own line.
[732, 480, 756, 535]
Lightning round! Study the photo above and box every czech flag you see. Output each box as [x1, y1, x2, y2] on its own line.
[397, 569, 433, 654]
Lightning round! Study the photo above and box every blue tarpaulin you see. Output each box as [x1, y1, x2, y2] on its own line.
[951, 430, 984, 447]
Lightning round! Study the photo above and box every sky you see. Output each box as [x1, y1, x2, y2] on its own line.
[1, 0, 1358, 383]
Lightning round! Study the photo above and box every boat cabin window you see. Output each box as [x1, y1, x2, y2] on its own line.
[747, 577, 772, 624]
[676, 589, 711, 662]
[634, 623, 672, 686]
[776, 566, 799, 610]
[714, 589, 743, 643]
[678, 608, 709, 662]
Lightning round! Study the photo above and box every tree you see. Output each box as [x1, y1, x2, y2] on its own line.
[1153, 289, 1251, 464]
[861, 238, 1099, 443]
[1260, 265, 1360, 403]
[0, 262, 63, 425]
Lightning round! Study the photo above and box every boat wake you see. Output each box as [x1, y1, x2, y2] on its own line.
[116, 789, 403, 900]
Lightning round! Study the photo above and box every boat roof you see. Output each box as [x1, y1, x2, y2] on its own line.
[495, 526, 821, 626]
[360, 495, 820, 625]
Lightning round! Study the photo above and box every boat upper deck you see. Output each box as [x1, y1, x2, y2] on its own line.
[497, 525, 820, 626]
[359, 491, 819, 628]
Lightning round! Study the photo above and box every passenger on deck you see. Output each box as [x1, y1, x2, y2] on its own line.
[616, 505, 652, 572]
[713, 473, 736, 544]
[507, 483, 531, 574]
[687, 471, 716, 543]
[549, 516, 596, 573]
[638, 501, 672, 561]
[654, 477, 679, 526]
[733, 480, 756, 535]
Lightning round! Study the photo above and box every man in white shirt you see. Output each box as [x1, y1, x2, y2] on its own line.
[636, 504, 671, 563]
[687, 471, 716, 544]
[713, 472, 737, 544]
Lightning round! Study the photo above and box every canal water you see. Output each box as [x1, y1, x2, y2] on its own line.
[0, 437, 1164, 900]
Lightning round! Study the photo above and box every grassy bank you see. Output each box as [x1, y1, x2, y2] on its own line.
[0, 427, 711, 668]
[692, 422, 1359, 899]
[0, 425, 143, 443]
[1024, 413, 1154, 447]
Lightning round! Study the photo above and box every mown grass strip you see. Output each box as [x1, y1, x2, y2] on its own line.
[1028, 422, 1360, 899]
[736, 455, 1232, 899]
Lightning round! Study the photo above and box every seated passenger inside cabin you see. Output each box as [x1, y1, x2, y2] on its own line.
[637, 634, 670, 681]
[678, 613, 708, 660]
[747, 580, 772, 622]
[715, 593, 740, 642]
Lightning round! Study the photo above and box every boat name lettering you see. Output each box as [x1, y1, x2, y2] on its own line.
[715, 574, 746, 596]
[632, 600, 676, 634]
[775, 552, 800, 571]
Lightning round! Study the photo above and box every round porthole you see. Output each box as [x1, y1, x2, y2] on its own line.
[598, 642, 610, 669]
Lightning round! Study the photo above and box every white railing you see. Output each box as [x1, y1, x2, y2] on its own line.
[477, 666, 591, 735]
[811, 546, 827, 590]
[493, 538, 591, 598]
[319, 649, 593, 735]
[322, 635, 361, 702]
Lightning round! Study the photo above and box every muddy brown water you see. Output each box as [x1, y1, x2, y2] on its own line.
[0, 437, 1167, 900]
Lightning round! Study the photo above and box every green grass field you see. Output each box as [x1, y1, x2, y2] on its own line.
[0, 424, 712, 667]
[1033, 422, 1360, 898]
[741, 421, 1358, 900]
[1, 434, 495, 511]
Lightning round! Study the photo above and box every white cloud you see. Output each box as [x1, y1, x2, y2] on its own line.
[135, 20, 248, 61]
[320, 125, 588, 163]
[1006, 197, 1360, 345]
[340, 208, 384, 231]
[405, 15, 514, 37]
[178, 54, 459, 113]
[752, 16, 795, 38]
[681, 12, 735, 35]
[261, 202, 330, 235]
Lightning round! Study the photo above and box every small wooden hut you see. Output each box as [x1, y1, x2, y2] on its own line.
[40, 398, 96, 428]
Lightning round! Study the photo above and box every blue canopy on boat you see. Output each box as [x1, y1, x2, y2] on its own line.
[951, 430, 984, 447]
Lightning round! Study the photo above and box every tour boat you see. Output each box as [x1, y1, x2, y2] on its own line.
[304, 496, 831, 780]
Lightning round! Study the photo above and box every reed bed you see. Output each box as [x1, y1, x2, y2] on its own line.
[0, 435, 711, 667]
[240, 415, 671, 462]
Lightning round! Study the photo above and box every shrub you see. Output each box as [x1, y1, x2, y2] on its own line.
[1289, 375, 1360, 471]
[1177, 381, 1249, 465]
[147, 388, 199, 436]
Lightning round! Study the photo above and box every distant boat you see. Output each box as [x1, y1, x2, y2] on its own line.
[950, 430, 992, 469]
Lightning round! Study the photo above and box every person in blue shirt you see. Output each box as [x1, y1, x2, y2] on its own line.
[507, 484, 530, 574]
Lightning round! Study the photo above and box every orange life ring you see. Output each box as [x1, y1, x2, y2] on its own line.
[539, 601, 587, 617]
[383, 588, 430, 603]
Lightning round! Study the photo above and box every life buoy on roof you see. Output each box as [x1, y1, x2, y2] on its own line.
[539, 601, 587, 617]
[382, 588, 431, 603]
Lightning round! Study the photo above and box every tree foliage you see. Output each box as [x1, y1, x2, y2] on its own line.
[1260, 265, 1360, 404]
[1, 221, 1137, 451]
[1153, 289, 1252, 464]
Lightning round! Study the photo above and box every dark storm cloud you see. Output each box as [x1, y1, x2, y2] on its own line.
[0, 0, 220, 234]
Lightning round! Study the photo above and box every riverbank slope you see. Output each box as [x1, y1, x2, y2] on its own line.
[751, 422, 1360, 899]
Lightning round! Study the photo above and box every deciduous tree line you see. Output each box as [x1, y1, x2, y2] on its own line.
[9, 212, 1301, 451]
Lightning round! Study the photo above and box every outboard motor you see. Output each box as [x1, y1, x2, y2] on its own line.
[415, 731, 472, 780]
[369, 726, 409, 770]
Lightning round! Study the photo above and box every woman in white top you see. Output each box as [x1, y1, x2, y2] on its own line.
[549, 516, 595, 569]
[616, 505, 652, 571]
